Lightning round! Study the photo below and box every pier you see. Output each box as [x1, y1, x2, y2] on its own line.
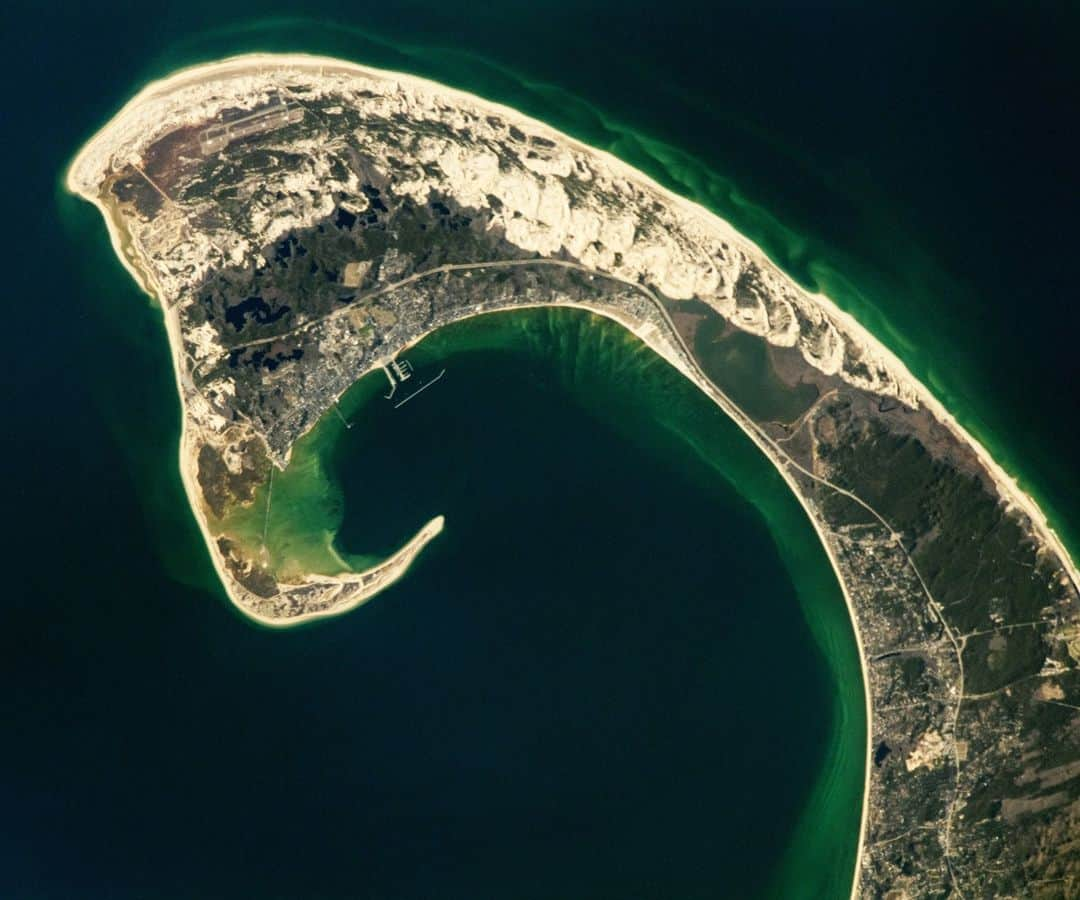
[382, 357, 417, 399]
[393, 368, 446, 408]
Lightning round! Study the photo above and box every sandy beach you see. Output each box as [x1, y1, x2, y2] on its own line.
[66, 52, 1080, 899]
[65, 53, 1079, 597]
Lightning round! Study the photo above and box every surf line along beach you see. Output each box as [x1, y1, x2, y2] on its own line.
[67, 53, 1080, 898]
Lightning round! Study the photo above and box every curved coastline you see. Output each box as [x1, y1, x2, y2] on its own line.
[66, 52, 1080, 597]
[64, 52, 1080, 898]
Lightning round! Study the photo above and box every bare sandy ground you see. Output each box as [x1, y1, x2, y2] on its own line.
[66, 53, 1080, 899]
[66, 54, 1079, 598]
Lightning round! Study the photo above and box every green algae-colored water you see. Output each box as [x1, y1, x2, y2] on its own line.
[82, 8, 1080, 563]
[8, 4, 1077, 897]
[225, 307, 865, 897]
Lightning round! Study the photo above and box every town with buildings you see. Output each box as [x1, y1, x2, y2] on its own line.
[68, 56, 1080, 898]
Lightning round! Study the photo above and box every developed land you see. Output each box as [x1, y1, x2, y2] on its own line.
[68, 54, 1080, 898]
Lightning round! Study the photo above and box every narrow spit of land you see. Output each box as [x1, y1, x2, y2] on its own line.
[67, 54, 1080, 898]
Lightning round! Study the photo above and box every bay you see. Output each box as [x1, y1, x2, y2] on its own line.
[5, 3, 1076, 898]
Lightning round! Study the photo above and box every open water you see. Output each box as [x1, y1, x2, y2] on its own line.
[5, 2, 1078, 898]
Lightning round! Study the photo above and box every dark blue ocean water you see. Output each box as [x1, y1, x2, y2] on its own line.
[5, 2, 1078, 897]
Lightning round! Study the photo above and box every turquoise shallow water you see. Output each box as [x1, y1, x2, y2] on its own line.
[213, 305, 866, 895]
[332, 309, 866, 897]
[6, 3, 1077, 897]
[75, 6, 1080, 561]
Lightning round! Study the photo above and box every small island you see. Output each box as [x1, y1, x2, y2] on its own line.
[68, 54, 1080, 897]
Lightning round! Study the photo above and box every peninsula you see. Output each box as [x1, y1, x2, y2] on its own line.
[68, 54, 1080, 897]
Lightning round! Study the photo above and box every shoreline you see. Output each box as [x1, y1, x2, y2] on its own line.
[71, 154, 876, 886]
[74, 182, 446, 631]
[168, 224, 447, 630]
[65, 52, 1079, 600]
[64, 52, 1077, 899]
